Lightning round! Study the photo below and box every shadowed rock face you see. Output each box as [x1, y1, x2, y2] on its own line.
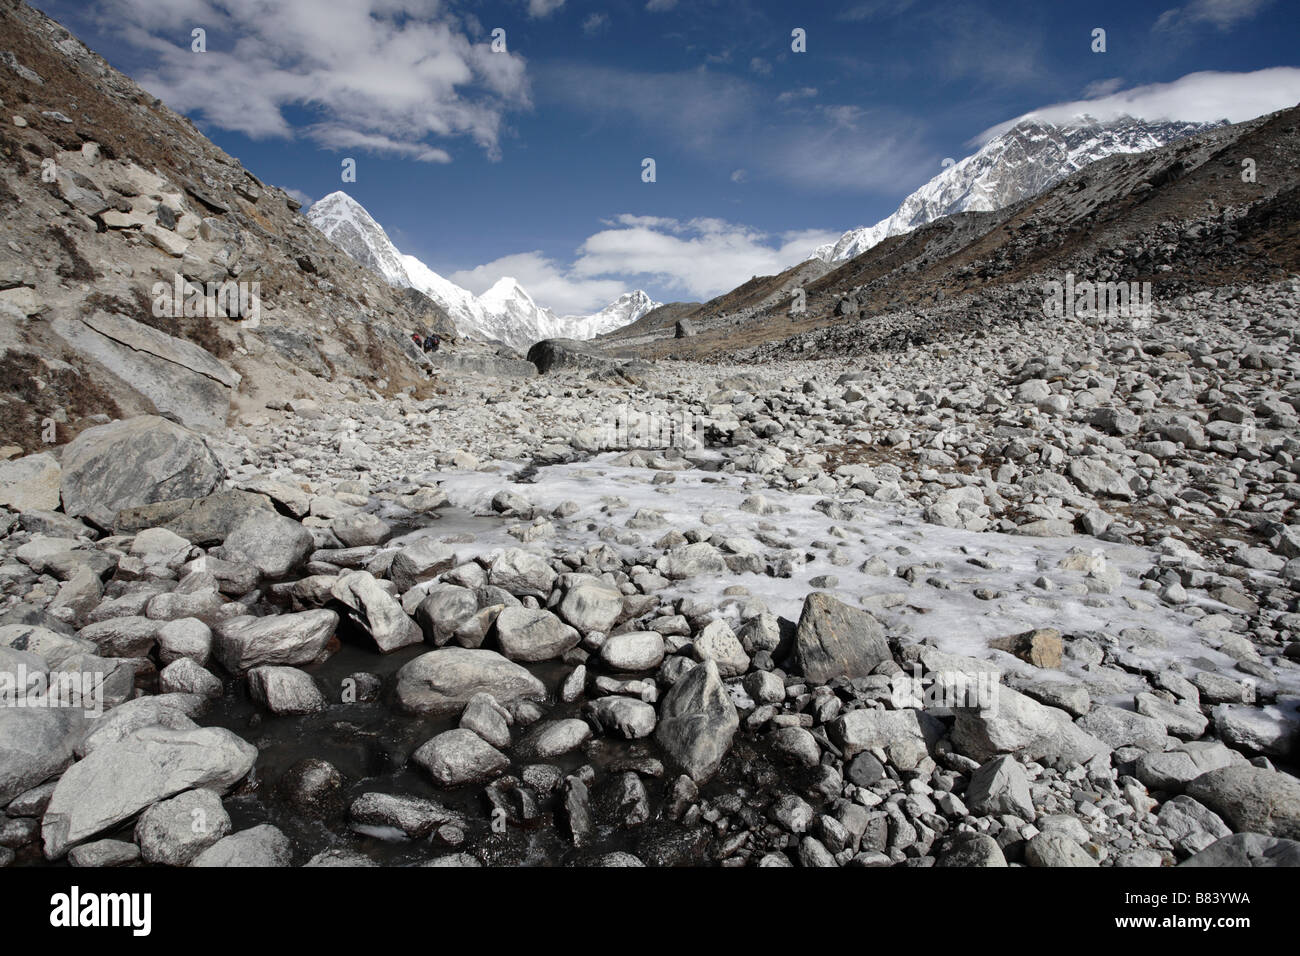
[793, 592, 891, 684]
[59, 415, 224, 529]
[527, 338, 614, 374]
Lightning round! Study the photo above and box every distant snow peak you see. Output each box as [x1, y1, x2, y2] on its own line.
[813, 115, 1220, 264]
[307, 192, 658, 350]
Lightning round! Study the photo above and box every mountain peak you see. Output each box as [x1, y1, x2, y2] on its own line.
[813, 115, 1220, 264]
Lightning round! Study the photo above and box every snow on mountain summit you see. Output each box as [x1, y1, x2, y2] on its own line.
[308, 192, 658, 350]
[813, 115, 1222, 264]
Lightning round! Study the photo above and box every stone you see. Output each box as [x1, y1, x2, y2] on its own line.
[518, 719, 591, 759]
[599, 631, 665, 671]
[966, 755, 1036, 819]
[134, 788, 231, 865]
[349, 792, 466, 839]
[559, 582, 624, 633]
[1024, 832, 1097, 867]
[217, 513, 314, 577]
[1158, 795, 1232, 855]
[159, 657, 223, 697]
[585, 696, 657, 739]
[488, 548, 557, 598]
[655, 660, 738, 783]
[692, 619, 750, 677]
[213, 610, 338, 672]
[0, 706, 85, 805]
[1180, 833, 1300, 867]
[1184, 766, 1300, 839]
[331, 570, 422, 652]
[935, 832, 1008, 867]
[68, 839, 141, 867]
[0, 453, 61, 512]
[830, 708, 933, 771]
[42, 725, 256, 859]
[412, 729, 509, 786]
[1077, 705, 1167, 752]
[493, 606, 579, 662]
[60, 416, 223, 530]
[389, 539, 459, 592]
[793, 592, 891, 684]
[394, 648, 546, 716]
[190, 825, 292, 866]
[247, 665, 327, 714]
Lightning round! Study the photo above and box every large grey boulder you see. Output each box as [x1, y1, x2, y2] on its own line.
[1180, 833, 1300, 867]
[793, 592, 891, 684]
[60, 416, 223, 529]
[488, 548, 557, 598]
[526, 338, 612, 374]
[965, 755, 1036, 819]
[493, 606, 579, 662]
[134, 788, 231, 865]
[42, 725, 256, 859]
[655, 659, 738, 783]
[951, 685, 1111, 765]
[330, 570, 421, 652]
[216, 513, 314, 577]
[213, 609, 338, 672]
[394, 647, 546, 715]
[829, 708, 934, 771]
[414, 585, 480, 645]
[412, 729, 509, 786]
[0, 706, 86, 805]
[1184, 765, 1300, 839]
[559, 581, 624, 633]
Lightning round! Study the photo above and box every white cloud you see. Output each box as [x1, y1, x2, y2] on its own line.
[1082, 77, 1125, 98]
[730, 168, 747, 183]
[1155, 0, 1273, 32]
[570, 217, 843, 300]
[977, 68, 1300, 144]
[749, 57, 772, 76]
[646, 0, 678, 11]
[91, 0, 529, 161]
[284, 187, 314, 207]
[450, 252, 628, 316]
[448, 217, 842, 313]
[582, 13, 609, 36]
[527, 0, 565, 18]
[776, 86, 818, 104]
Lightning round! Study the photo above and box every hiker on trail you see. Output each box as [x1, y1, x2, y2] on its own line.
[425, 335, 440, 353]
[411, 331, 423, 350]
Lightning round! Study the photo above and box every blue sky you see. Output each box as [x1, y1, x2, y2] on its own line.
[34, 0, 1300, 313]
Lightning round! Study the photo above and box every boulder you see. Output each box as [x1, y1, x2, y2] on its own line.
[655, 660, 738, 783]
[42, 725, 256, 859]
[213, 609, 338, 672]
[793, 592, 891, 684]
[60, 416, 223, 529]
[394, 647, 546, 715]
[330, 570, 422, 652]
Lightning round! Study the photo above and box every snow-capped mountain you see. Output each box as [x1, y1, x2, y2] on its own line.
[307, 191, 658, 350]
[813, 115, 1221, 264]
